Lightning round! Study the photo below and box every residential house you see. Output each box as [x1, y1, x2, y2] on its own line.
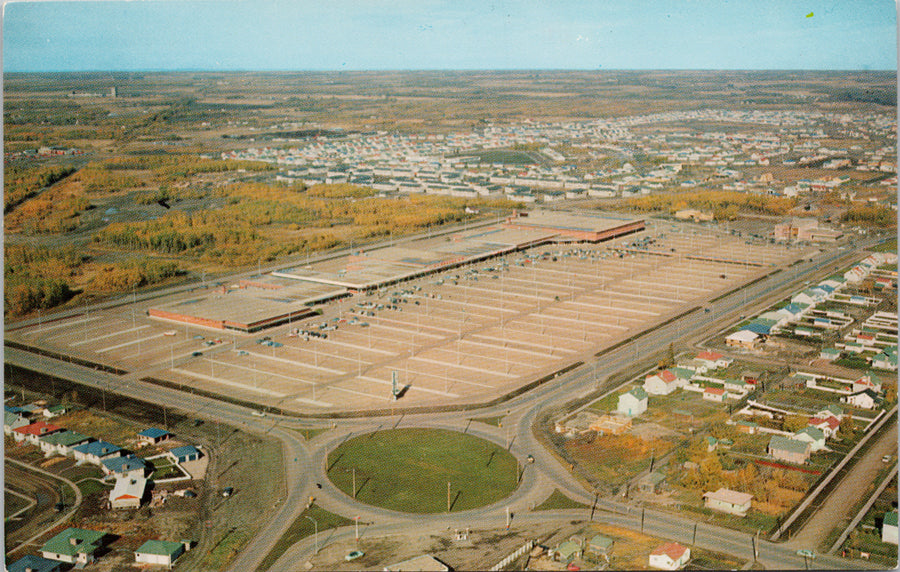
[872, 347, 898, 371]
[842, 389, 879, 410]
[649, 542, 691, 570]
[768, 435, 811, 464]
[42, 405, 67, 418]
[853, 376, 882, 394]
[73, 440, 122, 465]
[13, 421, 62, 445]
[41, 528, 105, 565]
[695, 351, 732, 369]
[703, 488, 753, 517]
[725, 329, 759, 349]
[735, 420, 759, 435]
[808, 416, 840, 439]
[677, 359, 710, 374]
[883, 510, 898, 545]
[110, 476, 147, 509]
[38, 430, 91, 457]
[723, 379, 751, 394]
[792, 427, 827, 452]
[740, 370, 762, 384]
[817, 405, 844, 420]
[138, 428, 171, 444]
[101, 455, 147, 480]
[554, 539, 582, 563]
[637, 472, 667, 494]
[820, 348, 841, 361]
[702, 387, 728, 402]
[586, 534, 614, 558]
[169, 445, 201, 464]
[7, 555, 63, 572]
[134, 539, 187, 568]
[643, 369, 680, 395]
[5, 411, 30, 434]
[618, 387, 648, 417]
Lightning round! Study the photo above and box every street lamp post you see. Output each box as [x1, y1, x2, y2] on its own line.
[305, 515, 318, 554]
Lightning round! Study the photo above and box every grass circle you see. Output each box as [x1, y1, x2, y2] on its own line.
[326, 428, 519, 513]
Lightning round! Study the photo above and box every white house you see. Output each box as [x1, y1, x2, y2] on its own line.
[883, 510, 898, 545]
[643, 370, 680, 395]
[135, 540, 186, 568]
[694, 351, 732, 370]
[842, 389, 878, 410]
[792, 426, 827, 452]
[617, 387, 648, 417]
[725, 329, 759, 349]
[649, 542, 690, 570]
[703, 488, 752, 517]
[110, 477, 147, 509]
[702, 387, 728, 402]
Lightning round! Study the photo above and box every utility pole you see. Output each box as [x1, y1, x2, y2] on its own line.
[352, 468, 356, 499]
[506, 506, 510, 529]
[447, 481, 451, 512]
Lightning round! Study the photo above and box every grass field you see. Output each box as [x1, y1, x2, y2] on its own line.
[534, 489, 589, 511]
[869, 237, 897, 253]
[257, 504, 354, 571]
[326, 428, 519, 514]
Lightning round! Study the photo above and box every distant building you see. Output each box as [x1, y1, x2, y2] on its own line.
[702, 387, 727, 403]
[726, 329, 759, 350]
[649, 542, 690, 570]
[637, 471, 667, 494]
[644, 369, 681, 395]
[703, 488, 752, 517]
[169, 445, 202, 464]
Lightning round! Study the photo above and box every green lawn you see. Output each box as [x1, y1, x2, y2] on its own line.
[470, 415, 505, 427]
[869, 237, 897, 253]
[326, 428, 519, 513]
[257, 504, 353, 571]
[534, 489, 589, 511]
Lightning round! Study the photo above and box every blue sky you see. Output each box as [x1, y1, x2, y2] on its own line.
[3, 0, 897, 71]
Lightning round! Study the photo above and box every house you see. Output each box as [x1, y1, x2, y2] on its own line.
[138, 428, 171, 444]
[703, 488, 753, 517]
[644, 369, 680, 395]
[820, 348, 841, 361]
[702, 387, 727, 403]
[882, 510, 898, 545]
[135, 539, 187, 568]
[7, 555, 63, 572]
[110, 476, 147, 509]
[41, 528, 105, 565]
[5, 410, 30, 434]
[735, 420, 758, 434]
[617, 387, 648, 417]
[872, 348, 898, 371]
[13, 421, 62, 445]
[853, 376, 882, 394]
[586, 534, 614, 557]
[383, 554, 450, 571]
[695, 351, 731, 369]
[808, 416, 841, 438]
[554, 539, 582, 563]
[842, 389, 879, 410]
[38, 430, 91, 457]
[169, 445, 202, 464]
[649, 542, 690, 570]
[637, 471, 667, 494]
[42, 404, 67, 418]
[723, 379, 751, 394]
[817, 404, 844, 420]
[73, 440, 122, 465]
[726, 329, 759, 349]
[768, 435, 811, 464]
[678, 358, 710, 374]
[792, 427, 827, 452]
[740, 370, 762, 384]
[101, 454, 147, 480]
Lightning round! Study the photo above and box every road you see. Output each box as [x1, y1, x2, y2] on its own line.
[4, 236, 886, 571]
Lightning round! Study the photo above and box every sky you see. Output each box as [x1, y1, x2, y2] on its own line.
[2, 0, 897, 72]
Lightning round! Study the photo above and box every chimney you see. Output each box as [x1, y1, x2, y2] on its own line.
[70, 537, 81, 546]
[181, 540, 192, 552]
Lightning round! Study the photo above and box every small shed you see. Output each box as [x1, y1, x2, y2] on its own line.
[637, 471, 666, 494]
[587, 534, 614, 557]
[138, 428, 171, 444]
[135, 539, 187, 568]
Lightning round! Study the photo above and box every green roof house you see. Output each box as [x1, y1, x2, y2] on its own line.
[41, 528, 105, 565]
[38, 430, 91, 456]
[135, 539, 187, 568]
[587, 534, 614, 556]
[555, 540, 582, 563]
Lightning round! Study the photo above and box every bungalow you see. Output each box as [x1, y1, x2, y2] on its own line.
[872, 348, 898, 371]
[7, 555, 63, 572]
[169, 445, 201, 464]
[817, 404, 844, 420]
[740, 370, 763, 384]
[138, 428, 171, 444]
[882, 510, 898, 545]
[42, 405, 68, 418]
[842, 388, 879, 410]
[808, 416, 840, 439]
[637, 471, 667, 494]
[702, 387, 728, 403]
[644, 369, 680, 395]
[695, 351, 732, 369]
[725, 329, 759, 349]
[735, 420, 759, 434]
[110, 476, 147, 509]
[73, 440, 123, 465]
[101, 455, 147, 480]
[5, 411, 30, 434]
[41, 528, 105, 565]
[820, 348, 841, 361]
[554, 539, 582, 563]
[792, 427, 827, 452]
[853, 376, 882, 394]
[703, 488, 753, 517]
[768, 435, 811, 464]
[723, 379, 751, 394]
[135, 539, 187, 568]
[671, 367, 696, 383]
[586, 534, 614, 558]
[39, 430, 91, 457]
[649, 542, 691, 570]
[678, 359, 710, 374]
[13, 421, 62, 445]
[617, 387, 648, 417]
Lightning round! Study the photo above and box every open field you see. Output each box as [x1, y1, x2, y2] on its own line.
[6, 218, 813, 414]
[326, 428, 518, 513]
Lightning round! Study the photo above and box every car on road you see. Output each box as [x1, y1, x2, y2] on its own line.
[191, 351, 203, 357]
[796, 549, 815, 559]
[345, 550, 364, 561]
[883, 455, 893, 463]
[252, 410, 266, 417]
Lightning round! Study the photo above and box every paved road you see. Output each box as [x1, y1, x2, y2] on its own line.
[4, 237, 884, 571]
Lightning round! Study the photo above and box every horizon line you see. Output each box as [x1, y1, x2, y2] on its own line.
[4, 68, 898, 75]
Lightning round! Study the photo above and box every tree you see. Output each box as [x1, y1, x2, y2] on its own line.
[782, 414, 809, 433]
